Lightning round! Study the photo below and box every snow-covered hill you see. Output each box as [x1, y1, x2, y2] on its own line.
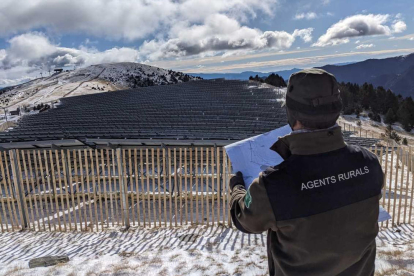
[0, 62, 200, 110]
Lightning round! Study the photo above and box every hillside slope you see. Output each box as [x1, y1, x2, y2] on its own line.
[0, 63, 199, 110]
[318, 53, 414, 97]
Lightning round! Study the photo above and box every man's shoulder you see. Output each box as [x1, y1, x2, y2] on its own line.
[261, 145, 380, 178]
[344, 144, 381, 163]
[261, 161, 289, 179]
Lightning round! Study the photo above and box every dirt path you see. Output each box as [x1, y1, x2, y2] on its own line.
[63, 68, 107, 98]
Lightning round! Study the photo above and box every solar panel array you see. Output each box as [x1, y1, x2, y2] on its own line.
[0, 80, 286, 142]
[0, 79, 380, 148]
[342, 131, 379, 148]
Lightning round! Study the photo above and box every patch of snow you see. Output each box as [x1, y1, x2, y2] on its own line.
[0, 224, 412, 276]
[0, 62, 200, 111]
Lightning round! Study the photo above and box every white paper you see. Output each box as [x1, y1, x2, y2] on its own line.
[224, 125, 391, 223]
[378, 206, 391, 222]
[224, 124, 291, 187]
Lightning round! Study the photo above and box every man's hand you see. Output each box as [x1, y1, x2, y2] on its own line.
[230, 171, 245, 190]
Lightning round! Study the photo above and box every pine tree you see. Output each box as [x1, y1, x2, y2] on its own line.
[384, 89, 399, 114]
[385, 124, 401, 143]
[397, 97, 414, 131]
[355, 106, 362, 118]
[402, 138, 408, 145]
[360, 83, 375, 109]
[264, 73, 287, 87]
[384, 108, 397, 125]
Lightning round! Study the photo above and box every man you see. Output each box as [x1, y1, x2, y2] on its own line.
[230, 69, 383, 276]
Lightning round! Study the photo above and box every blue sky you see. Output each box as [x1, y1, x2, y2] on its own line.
[0, 0, 413, 86]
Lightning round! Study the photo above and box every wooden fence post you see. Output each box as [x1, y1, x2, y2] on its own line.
[116, 148, 130, 229]
[225, 155, 232, 227]
[9, 149, 28, 229]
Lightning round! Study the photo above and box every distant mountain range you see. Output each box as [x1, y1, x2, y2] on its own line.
[318, 53, 414, 98]
[190, 62, 357, 81]
[191, 54, 414, 98]
[191, 68, 302, 81]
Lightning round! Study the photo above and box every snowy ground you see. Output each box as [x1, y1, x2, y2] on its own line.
[0, 224, 413, 276]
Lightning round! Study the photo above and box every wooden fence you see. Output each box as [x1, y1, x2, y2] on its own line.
[0, 145, 413, 232]
[0, 147, 232, 232]
[340, 120, 383, 140]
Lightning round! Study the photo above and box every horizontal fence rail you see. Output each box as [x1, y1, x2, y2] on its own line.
[0, 145, 413, 232]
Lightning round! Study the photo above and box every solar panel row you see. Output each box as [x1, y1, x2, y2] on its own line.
[0, 79, 379, 148]
[0, 80, 286, 142]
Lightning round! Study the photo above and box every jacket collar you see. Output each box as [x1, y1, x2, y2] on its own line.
[270, 126, 346, 160]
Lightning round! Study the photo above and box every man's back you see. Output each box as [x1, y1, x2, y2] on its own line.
[264, 144, 382, 276]
[229, 127, 383, 276]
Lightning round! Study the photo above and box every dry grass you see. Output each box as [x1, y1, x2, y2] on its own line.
[215, 269, 229, 275]
[118, 251, 135, 257]
[3, 266, 24, 276]
[230, 254, 241, 263]
[259, 254, 268, 260]
[149, 257, 163, 266]
[158, 268, 169, 276]
[233, 266, 244, 276]
[175, 261, 188, 274]
[378, 249, 406, 258]
[193, 264, 209, 273]
[85, 270, 98, 276]
[376, 265, 414, 276]
[169, 253, 181, 261]
[206, 256, 216, 263]
[187, 248, 202, 257]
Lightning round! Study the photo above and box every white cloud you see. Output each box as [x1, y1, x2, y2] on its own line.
[313, 14, 404, 47]
[0, 49, 6, 61]
[322, 0, 331, 5]
[294, 12, 318, 20]
[83, 38, 98, 45]
[0, 23, 313, 85]
[356, 43, 375, 49]
[0, 32, 141, 79]
[7, 33, 56, 62]
[355, 40, 360, 44]
[292, 28, 314, 43]
[392, 21, 407, 33]
[139, 15, 313, 60]
[388, 33, 414, 41]
[0, 0, 278, 41]
[0, 0, 298, 85]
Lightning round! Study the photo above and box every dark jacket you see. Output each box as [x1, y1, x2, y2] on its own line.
[230, 126, 383, 276]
